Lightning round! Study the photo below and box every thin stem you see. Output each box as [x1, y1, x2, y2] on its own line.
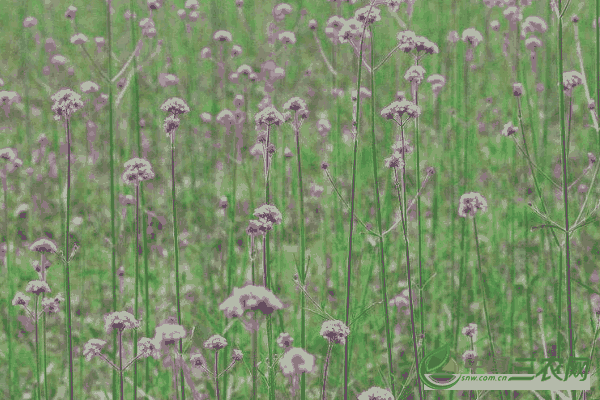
[369, 27, 397, 399]
[80, 44, 110, 83]
[134, 183, 140, 400]
[557, 2, 576, 371]
[35, 296, 41, 400]
[169, 130, 186, 400]
[293, 112, 307, 400]
[473, 217, 501, 389]
[119, 330, 124, 400]
[343, 12, 371, 399]
[252, 325, 258, 400]
[4, 168, 14, 399]
[321, 344, 333, 400]
[65, 118, 75, 400]
[215, 351, 221, 400]
[312, 31, 338, 77]
[43, 310, 48, 400]
[414, 79, 425, 364]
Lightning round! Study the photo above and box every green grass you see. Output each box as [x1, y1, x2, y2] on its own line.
[2, 0, 600, 399]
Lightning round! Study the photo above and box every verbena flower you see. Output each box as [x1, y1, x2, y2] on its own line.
[279, 347, 316, 376]
[138, 337, 161, 359]
[160, 97, 190, 115]
[51, 89, 84, 121]
[163, 114, 181, 136]
[308, 19, 317, 30]
[254, 204, 283, 226]
[190, 352, 208, 368]
[0, 148, 17, 162]
[277, 332, 294, 349]
[357, 386, 394, 400]
[397, 30, 417, 52]
[122, 158, 155, 185]
[354, 5, 382, 25]
[42, 297, 60, 314]
[320, 319, 350, 345]
[447, 30, 459, 44]
[525, 36, 542, 51]
[404, 65, 426, 85]
[512, 83, 524, 97]
[503, 6, 523, 24]
[185, 0, 199, 10]
[155, 323, 187, 345]
[255, 106, 285, 127]
[204, 334, 228, 350]
[278, 31, 297, 45]
[219, 285, 284, 317]
[522, 16, 547, 35]
[213, 30, 232, 42]
[231, 349, 243, 361]
[414, 35, 439, 54]
[562, 71, 584, 91]
[458, 192, 488, 218]
[490, 20, 500, 31]
[23, 16, 38, 28]
[104, 311, 140, 334]
[384, 151, 404, 169]
[26, 280, 51, 295]
[80, 81, 100, 94]
[338, 18, 369, 44]
[216, 109, 235, 127]
[12, 292, 31, 307]
[462, 322, 478, 338]
[246, 219, 270, 236]
[65, 5, 77, 20]
[30, 238, 58, 253]
[501, 121, 518, 137]
[462, 28, 483, 47]
[83, 339, 107, 362]
[283, 97, 307, 112]
[70, 33, 88, 45]
[462, 350, 478, 368]
[392, 138, 414, 155]
[321, 161, 329, 170]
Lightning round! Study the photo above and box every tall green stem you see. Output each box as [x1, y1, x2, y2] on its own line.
[215, 351, 221, 400]
[343, 18, 367, 400]
[293, 113, 307, 400]
[43, 306, 48, 400]
[170, 131, 186, 400]
[369, 27, 396, 399]
[414, 74, 425, 363]
[133, 183, 140, 400]
[65, 118, 75, 400]
[4, 168, 14, 399]
[320, 344, 333, 400]
[35, 296, 41, 400]
[119, 330, 124, 400]
[556, 6, 575, 400]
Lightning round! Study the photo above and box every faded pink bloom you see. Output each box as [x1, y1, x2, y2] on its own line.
[65, 6, 77, 20]
[320, 319, 350, 345]
[357, 387, 394, 400]
[203, 334, 228, 350]
[158, 73, 179, 88]
[279, 347, 316, 376]
[26, 280, 52, 295]
[23, 16, 38, 28]
[83, 339, 107, 361]
[51, 89, 84, 121]
[462, 28, 483, 47]
[70, 33, 88, 45]
[458, 192, 488, 218]
[104, 311, 140, 334]
[80, 81, 100, 94]
[213, 30, 232, 42]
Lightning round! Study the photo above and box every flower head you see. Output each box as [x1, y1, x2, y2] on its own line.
[357, 387, 395, 400]
[30, 238, 58, 253]
[213, 30, 232, 42]
[501, 121, 518, 137]
[190, 352, 208, 368]
[51, 89, 84, 121]
[138, 337, 161, 359]
[42, 297, 60, 314]
[462, 28, 483, 47]
[163, 115, 180, 136]
[219, 285, 284, 318]
[384, 151, 404, 169]
[278, 31, 297, 45]
[155, 323, 187, 345]
[283, 97, 307, 112]
[104, 311, 140, 334]
[216, 109, 236, 127]
[204, 334, 228, 350]
[26, 280, 51, 295]
[490, 20, 500, 31]
[231, 349, 243, 361]
[23, 16, 38, 28]
[0, 148, 17, 162]
[351, 87, 372, 101]
[458, 192, 488, 218]
[253, 204, 283, 226]
[65, 6, 77, 20]
[255, 106, 285, 127]
[354, 5, 382, 25]
[512, 83, 524, 97]
[83, 339, 107, 361]
[246, 219, 271, 237]
[277, 332, 294, 349]
[522, 16, 547, 35]
[160, 97, 190, 115]
[12, 292, 31, 307]
[397, 30, 417, 52]
[462, 350, 478, 368]
[70, 33, 88, 45]
[279, 347, 316, 376]
[338, 18, 369, 44]
[80, 81, 100, 94]
[563, 71, 584, 91]
[320, 319, 350, 345]
[122, 158, 155, 185]
[404, 65, 426, 85]
[447, 30, 459, 44]
[461, 322, 478, 338]
[525, 36, 543, 52]
[414, 35, 439, 54]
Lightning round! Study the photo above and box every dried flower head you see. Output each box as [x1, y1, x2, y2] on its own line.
[462, 28, 483, 47]
[501, 121, 518, 137]
[231, 349, 243, 361]
[26, 280, 51, 295]
[12, 292, 31, 307]
[357, 387, 395, 400]
[160, 97, 190, 115]
[213, 30, 232, 42]
[190, 352, 207, 367]
[122, 158, 155, 185]
[279, 347, 316, 376]
[219, 285, 284, 318]
[204, 334, 228, 350]
[51, 89, 84, 121]
[320, 319, 350, 345]
[404, 65, 427, 85]
[397, 30, 417, 52]
[277, 332, 294, 349]
[283, 97, 307, 112]
[83, 339, 107, 361]
[104, 311, 140, 334]
[458, 192, 488, 218]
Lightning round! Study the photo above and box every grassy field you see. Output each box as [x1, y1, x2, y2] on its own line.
[1, 0, 599, 399]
